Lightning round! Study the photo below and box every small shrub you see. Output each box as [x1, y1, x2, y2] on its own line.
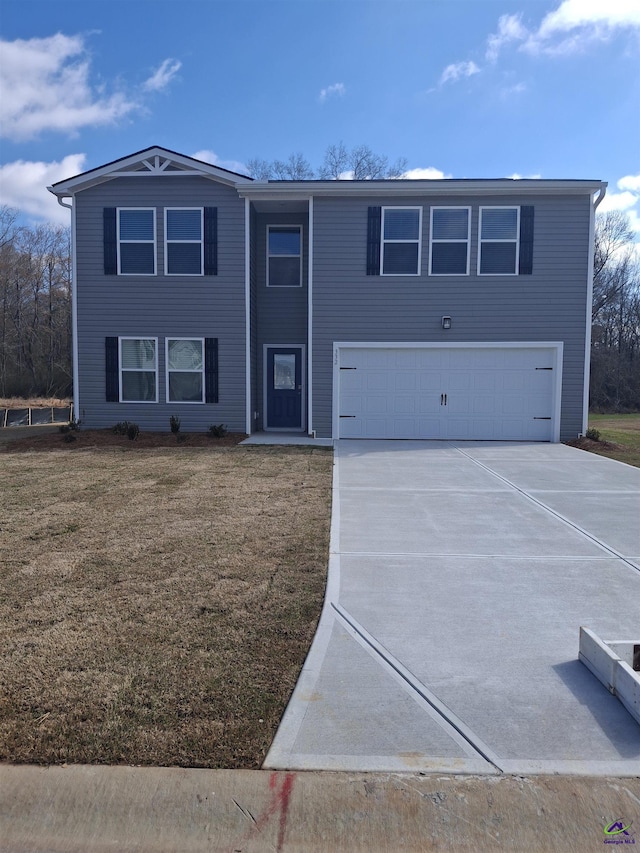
[113, 421, 130, 435]
[208, 423, 228, 438]
[170, 415, 181, 434]
[126, 423, 140, 441]
[69, 419, 81, 431]
[585, 427, 601, 442]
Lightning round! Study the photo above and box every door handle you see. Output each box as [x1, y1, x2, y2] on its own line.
[444, 393, 447, 406]
[440, 393, 448, 406]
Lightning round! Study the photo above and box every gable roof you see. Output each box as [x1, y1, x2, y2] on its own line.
[48, 146, 253, 197]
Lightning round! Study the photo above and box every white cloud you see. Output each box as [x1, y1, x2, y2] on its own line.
[538, 0, 640, 36]
[0, 155, 87, 224]
[486, 14, 528, 62]
[143, 59, 182, 92]
[319, 83, 345, 103]
[401, 167, 451, 180]
[507, 172, 543, 179]
[599, 174, 640, 236]
[191, 150, 249, 175]
[0, 34, 137, 140]
[439, 61, 480, 86]
[618, 174, 640, 193]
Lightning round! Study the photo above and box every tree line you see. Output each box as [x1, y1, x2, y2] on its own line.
[0, 201, 638, 412]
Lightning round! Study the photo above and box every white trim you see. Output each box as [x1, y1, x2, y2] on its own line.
[263, 344, 306, 431]
[119, 336, 158, 403]
[332, 341, 563, 442]
[117, 208, 156, 276]
[307, 197, 314, 436]
[164, 208, 204, 276]
[477, 206, 520, 276]
[245, 198, 252, 435]
[237, 179, 606, 201]
[380, 206, 422, 276]
[49, 146, 253, 195]
[583, 195, 597, 436]
[165, 337, 205, 404]
[266, 224, 303, 287]
[71, 200, 79, 419]
[428, 206, 471, 276]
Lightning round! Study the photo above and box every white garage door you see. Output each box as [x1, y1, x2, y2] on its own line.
[337, 345, 559, 441]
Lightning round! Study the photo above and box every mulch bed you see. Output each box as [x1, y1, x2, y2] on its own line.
[2, 428, 247, 452]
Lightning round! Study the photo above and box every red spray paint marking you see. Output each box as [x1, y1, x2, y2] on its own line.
[228, 771, 297, 853]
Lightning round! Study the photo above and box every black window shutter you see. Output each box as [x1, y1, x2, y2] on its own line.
[103, 208, 117, 275]
[519, 206, 534, 275]
[204, 338, 218, 403]
[204, 207, 218, 276]
[105, 337, 119, 401]
[366, 206, 381, 275]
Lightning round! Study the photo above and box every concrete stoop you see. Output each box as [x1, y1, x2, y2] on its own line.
[1, 764, 640, 853]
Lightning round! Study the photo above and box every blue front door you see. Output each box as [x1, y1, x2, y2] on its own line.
[266, 346, 303, 430]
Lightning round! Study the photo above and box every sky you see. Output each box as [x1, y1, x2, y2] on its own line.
[1, 0, 639, 233]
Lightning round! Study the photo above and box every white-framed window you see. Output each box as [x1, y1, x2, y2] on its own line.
[119, 337, 158, 402]
[478, 207, 520, 275]
[117, 209, 156, 275]
[267, 225, 302, 286]
[381, 207, 422, 275]
[429, 207, 471, 275]
[166, 338, 205, 403]
[165, 208, 204, 275]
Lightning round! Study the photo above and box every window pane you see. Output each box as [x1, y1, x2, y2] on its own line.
[167, 243, 202, 274]
[120, 243, 155, 274]
[432, 209, 468, 240]
[384, 209, 420, 240]
[269, 256, 301, 286]
[274, 354, 296, 389]
[119, 209, 154, 241]
[121, 339, 156, 370]
[481, 208, 517, 240]
[383, 243, 419, 275]
[480, 243, 517, 274]
[121, 371, 156, 401]
[169, 372, 203, 402]
[431, 243, 468, 275]
[168, 339, 203, 371]
[269, 228, 300, 255]
[167, 209, 202, 241]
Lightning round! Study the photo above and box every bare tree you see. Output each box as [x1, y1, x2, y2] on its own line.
[590, 210, 640, 412]
[248, 143, 408, 181]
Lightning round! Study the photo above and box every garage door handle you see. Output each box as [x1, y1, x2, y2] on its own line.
[534, 417, 551, 420]
[440, 393, 447, 406]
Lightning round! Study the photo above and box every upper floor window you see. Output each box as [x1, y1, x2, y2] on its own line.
[478, 207, 520, 275]
[268, 226, 302, 286]
[165, 208, 203, 275]
[381, 207, 422, 275]
[118, 209, 156, 275]
[429, 207, 470, 275]
[119, 337, 157, 402]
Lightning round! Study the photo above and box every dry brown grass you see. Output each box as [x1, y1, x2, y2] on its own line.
[0, 397, 71, 409]
[0, 443, 332, 768]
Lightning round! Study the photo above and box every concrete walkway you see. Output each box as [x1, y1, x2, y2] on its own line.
[266, 440, 640, 776]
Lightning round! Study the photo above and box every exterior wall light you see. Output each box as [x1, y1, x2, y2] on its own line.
[442, 316, 452, 330]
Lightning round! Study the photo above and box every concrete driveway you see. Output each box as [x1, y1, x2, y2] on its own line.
[266, 441, 640, 776]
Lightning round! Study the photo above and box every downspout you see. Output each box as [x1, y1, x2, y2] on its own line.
[53, 194, 78, 422]
[307, 196, 314, 437]
[582, 183, 607, 436]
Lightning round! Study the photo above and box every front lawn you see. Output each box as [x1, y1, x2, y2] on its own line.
[581, 414, 640, 468]
[0, 441, 332, 768]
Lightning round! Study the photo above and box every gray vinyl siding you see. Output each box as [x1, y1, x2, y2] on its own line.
[311, 193, 592, 440]
[74, 176, 246, 431]
[254, 212, 308, 430]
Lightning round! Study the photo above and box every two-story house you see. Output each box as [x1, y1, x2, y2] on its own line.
[49, 146, 606, 442]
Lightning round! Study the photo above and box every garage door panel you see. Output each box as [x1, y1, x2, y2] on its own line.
[338, 346, 557, 441]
